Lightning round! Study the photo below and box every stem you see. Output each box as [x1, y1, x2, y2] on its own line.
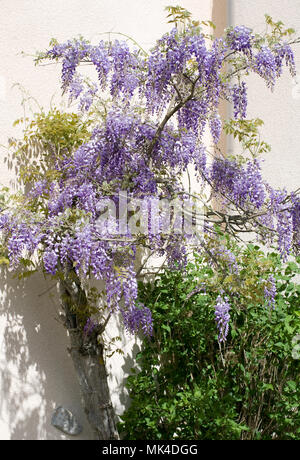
[59, 274, 119, 440]
[146, 76, 200, 158]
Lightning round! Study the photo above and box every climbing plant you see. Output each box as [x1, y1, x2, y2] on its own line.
[0, 7, 299, 438]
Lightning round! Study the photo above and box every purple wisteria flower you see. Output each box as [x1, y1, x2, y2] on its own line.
[268, 188, 293, 261]
[5, 220, 42, 268]
[264, 274, 277, 309]
[43, 249, 58, 275]
[68, 75, 84, 101]
[83, 318, 97, 336]
[291, 193, 300, 252]
[274, 42, 296, 77]
[214, 295, 231, 343]
[253, 46, 277, 89]
[210, 158, 266, 209]
[210, 112, 222, 144]
[90, 41, 111, 89]
[231, 82, 247, 119]
[0, 214, 9, 229]
[227, 26, 253, 55]
[122, 303, 153, 336]
[210, 244, 239, 275]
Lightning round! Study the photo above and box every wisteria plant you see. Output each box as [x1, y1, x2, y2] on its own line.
[0, 7, 300, 439]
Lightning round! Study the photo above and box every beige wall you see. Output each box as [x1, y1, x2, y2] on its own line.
[0, 0, 213, 440]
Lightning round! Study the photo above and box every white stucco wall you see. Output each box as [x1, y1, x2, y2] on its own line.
[0, 0, 213, 440]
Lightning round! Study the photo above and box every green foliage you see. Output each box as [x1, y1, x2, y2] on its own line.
[224, 118, 271, 162]
[10, 109, 92, 185]
[120, 242, 300, 440]
[27, 109, 91, 153]
[264, 14, 295, 44]
[165, 5, 215, 36]
[0, 186, 9, 207]
[0, 186, 10, 266]
[0, 253, 9, 266]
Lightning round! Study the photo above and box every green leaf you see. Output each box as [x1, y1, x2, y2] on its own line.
[286, 381, 297, 391]
[0, 257, 9, 265]
[162, 324, 171, 333]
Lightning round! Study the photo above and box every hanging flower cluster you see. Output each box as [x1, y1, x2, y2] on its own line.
[214, 296, 231, 343]
[264, 274, 277, 310]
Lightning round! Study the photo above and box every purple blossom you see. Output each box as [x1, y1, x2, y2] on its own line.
[178, 98, 208, 135]
[122, 303, 153, 336]
[145, 28, 191, 114]
[90, 41, 111, 89]
[43, 249, 58, 275]
[54, 39, 91, 89]
[188, 32, 207, 78]
[0, 214, 9, 229]
[276, 209, 293, 261]
[214, 295, 231, 343]
[264, 274, 277, 309]
[29, 180, 54, 198]
[46, 38, 143, 109]
[68, 75, 84, 101]
[227, 26, 253, 55]
[291, 193, 300, 252]
[193, 143, 207, 179]
[210, 158, 266, 209]
[110, 40, 140, 99]
[4, 220, 42, 267]
[210, 244, 239, 275]
[253, 46, 277, 89]
[78, 83, 98, 112]
[231, 82, 247, 119]
[268, 188, 293, 260]
[274, 42, 296, 77]
[83, 318, 97, 336]
[165, 240, 187, 269]
[209, 112, 222, 144]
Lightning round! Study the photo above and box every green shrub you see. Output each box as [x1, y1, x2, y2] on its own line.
[120, 241, 300, 440]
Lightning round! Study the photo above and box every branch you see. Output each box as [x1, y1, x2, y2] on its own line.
[146, 76, 200, 157]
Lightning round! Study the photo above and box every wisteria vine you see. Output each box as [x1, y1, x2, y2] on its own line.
[1, 16, 300, 341]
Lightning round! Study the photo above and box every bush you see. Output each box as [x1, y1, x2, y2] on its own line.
[120, 240, 300, 440]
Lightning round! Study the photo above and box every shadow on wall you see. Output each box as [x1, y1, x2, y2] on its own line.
[0, 267, 142, 439]
[103, 311, 142, 418]
[0, 268, 94, 440]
